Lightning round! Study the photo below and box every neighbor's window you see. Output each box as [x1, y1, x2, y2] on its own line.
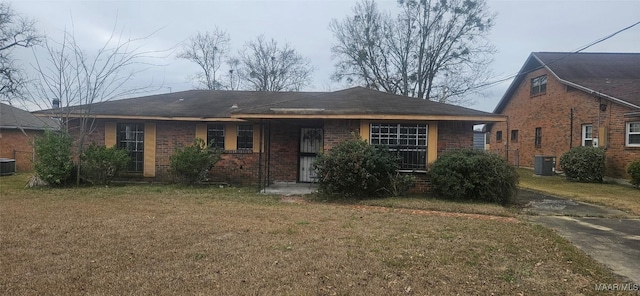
[511, 130, 519, 142]
[531, 75, 547, 96]
[582, 124, 593, 147]
[370, 123, 427, 170]
[496, 131, 503, 142]
[534, 127, 542, 148]
[117, 123, 144, 173]
[626, 122, 640, 147]
[237, 124, 253, 150]
[207, 124, 225, 149]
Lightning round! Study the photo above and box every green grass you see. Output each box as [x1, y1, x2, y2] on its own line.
[517, 168, 640, 216]
[0, 173, 628, 295]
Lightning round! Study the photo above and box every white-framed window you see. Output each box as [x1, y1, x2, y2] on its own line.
[530, 75, 547, 96]
[534, 127, 542, 148]
[370, 123, 428, 170]
[626, 122, 640, 147]
[582, 124, 593, 147]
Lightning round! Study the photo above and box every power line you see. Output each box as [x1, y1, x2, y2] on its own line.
[473, 20, 640, 92]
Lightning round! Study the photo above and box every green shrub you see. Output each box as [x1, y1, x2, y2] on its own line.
[429, 149, 519, 205]
[313, 137, 401, 198]
[33, 130, 74, 187]
[169, 138, 221, 185]
[559, 146, 605, 183]
[627, 160, 640, 188]
[81, 144, 130, 185]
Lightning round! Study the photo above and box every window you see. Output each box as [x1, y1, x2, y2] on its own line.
[117, 123, 144, 173]
[626, 122, 640, 147]
[237, 124, 253, 150]
[511, 130, 519, 142]
[207, 124, 225, 149]
[534, 127, 542, 148]
[370, 123, 427, 170]
[496, 131, 502, 142]
[530, 75, 547, 96]
[582, 124, 593, 147]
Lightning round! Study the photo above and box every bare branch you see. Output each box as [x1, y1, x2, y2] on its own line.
[238, 35, 314, 92]
[178, 28, 230, 90]
[330, 0, 495, 104]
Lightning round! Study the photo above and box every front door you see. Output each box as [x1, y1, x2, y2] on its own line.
[299, 128, 323, 182]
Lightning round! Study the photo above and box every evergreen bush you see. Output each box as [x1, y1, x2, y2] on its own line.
[559, 146, 605, 183]
[33, 130, 74, 187]
[429, 149, 519, 205]
[313, 137, 402, 198]
[169, 138, 221, 185]
[81, 144, 130, 185]
[627, 160, 640, 188]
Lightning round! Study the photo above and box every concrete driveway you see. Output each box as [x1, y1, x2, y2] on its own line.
[516, 190, 640, 285]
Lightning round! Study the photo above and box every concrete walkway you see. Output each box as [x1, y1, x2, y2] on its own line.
[517, 189, 640, 285]
[261, 182, 318, 196]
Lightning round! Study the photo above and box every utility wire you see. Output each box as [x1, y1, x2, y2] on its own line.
[473, 20, 640, 92]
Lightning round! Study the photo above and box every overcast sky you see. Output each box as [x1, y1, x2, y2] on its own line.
[11, 0, 640, 112]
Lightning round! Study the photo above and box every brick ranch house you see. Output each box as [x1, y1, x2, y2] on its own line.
[36, 87, 505, 192]
[1, 102, 58, 172]
[490, 52, 640, 178]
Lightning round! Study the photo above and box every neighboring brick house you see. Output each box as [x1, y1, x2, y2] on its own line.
[35, 87, 505, 192]
[0, 102, 58, 172]
[490, 52, 640, 178]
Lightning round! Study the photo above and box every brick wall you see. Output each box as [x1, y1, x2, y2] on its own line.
[490, 68, 640, 177]
[155, 121, 197, 179]
[437, 121, 474, 154]
[0, 129, 44, 172]
[323, 119, 360, 152]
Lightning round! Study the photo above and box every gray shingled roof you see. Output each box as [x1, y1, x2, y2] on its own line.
[0, 103, 58, 130]
[232, 87, 500, 118]
[36, 87, 502, 121]
[495, 52, 640, 113]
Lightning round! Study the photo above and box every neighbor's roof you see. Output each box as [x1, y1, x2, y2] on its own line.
[494, 52, 640, 113]
[34, 87, 504, 122]
[0, 102, 58, 130]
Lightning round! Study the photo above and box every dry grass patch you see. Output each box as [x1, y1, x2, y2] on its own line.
[517, 168, 640, 216]
[0, 174, 625, 295]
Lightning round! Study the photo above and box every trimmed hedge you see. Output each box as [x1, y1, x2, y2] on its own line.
[313, 137, 404, 198]
[627, 160, 640, 188]
[429, 149, 519, 205]
[559, 146, 605, 183]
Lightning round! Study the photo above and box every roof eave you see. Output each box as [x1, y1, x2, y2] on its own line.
[231, 113, 507, 122]
[33, 113, 248, 122]
[554, 78, 640, 110]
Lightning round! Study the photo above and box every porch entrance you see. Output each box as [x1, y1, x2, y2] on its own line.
[298, 128, 323, 182]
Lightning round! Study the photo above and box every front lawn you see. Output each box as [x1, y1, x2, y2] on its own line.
[517, 168, 640, 216]
[0, 174, 624, 295]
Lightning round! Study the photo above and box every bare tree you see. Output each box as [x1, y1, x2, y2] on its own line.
[178, 29, 230, 90]
[238, 35, 313, 92]
[224, 57, 240, 90]
[330, 0, 495, 104]
[26, 23, 159, 185]
[0, 1, 41, 102]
